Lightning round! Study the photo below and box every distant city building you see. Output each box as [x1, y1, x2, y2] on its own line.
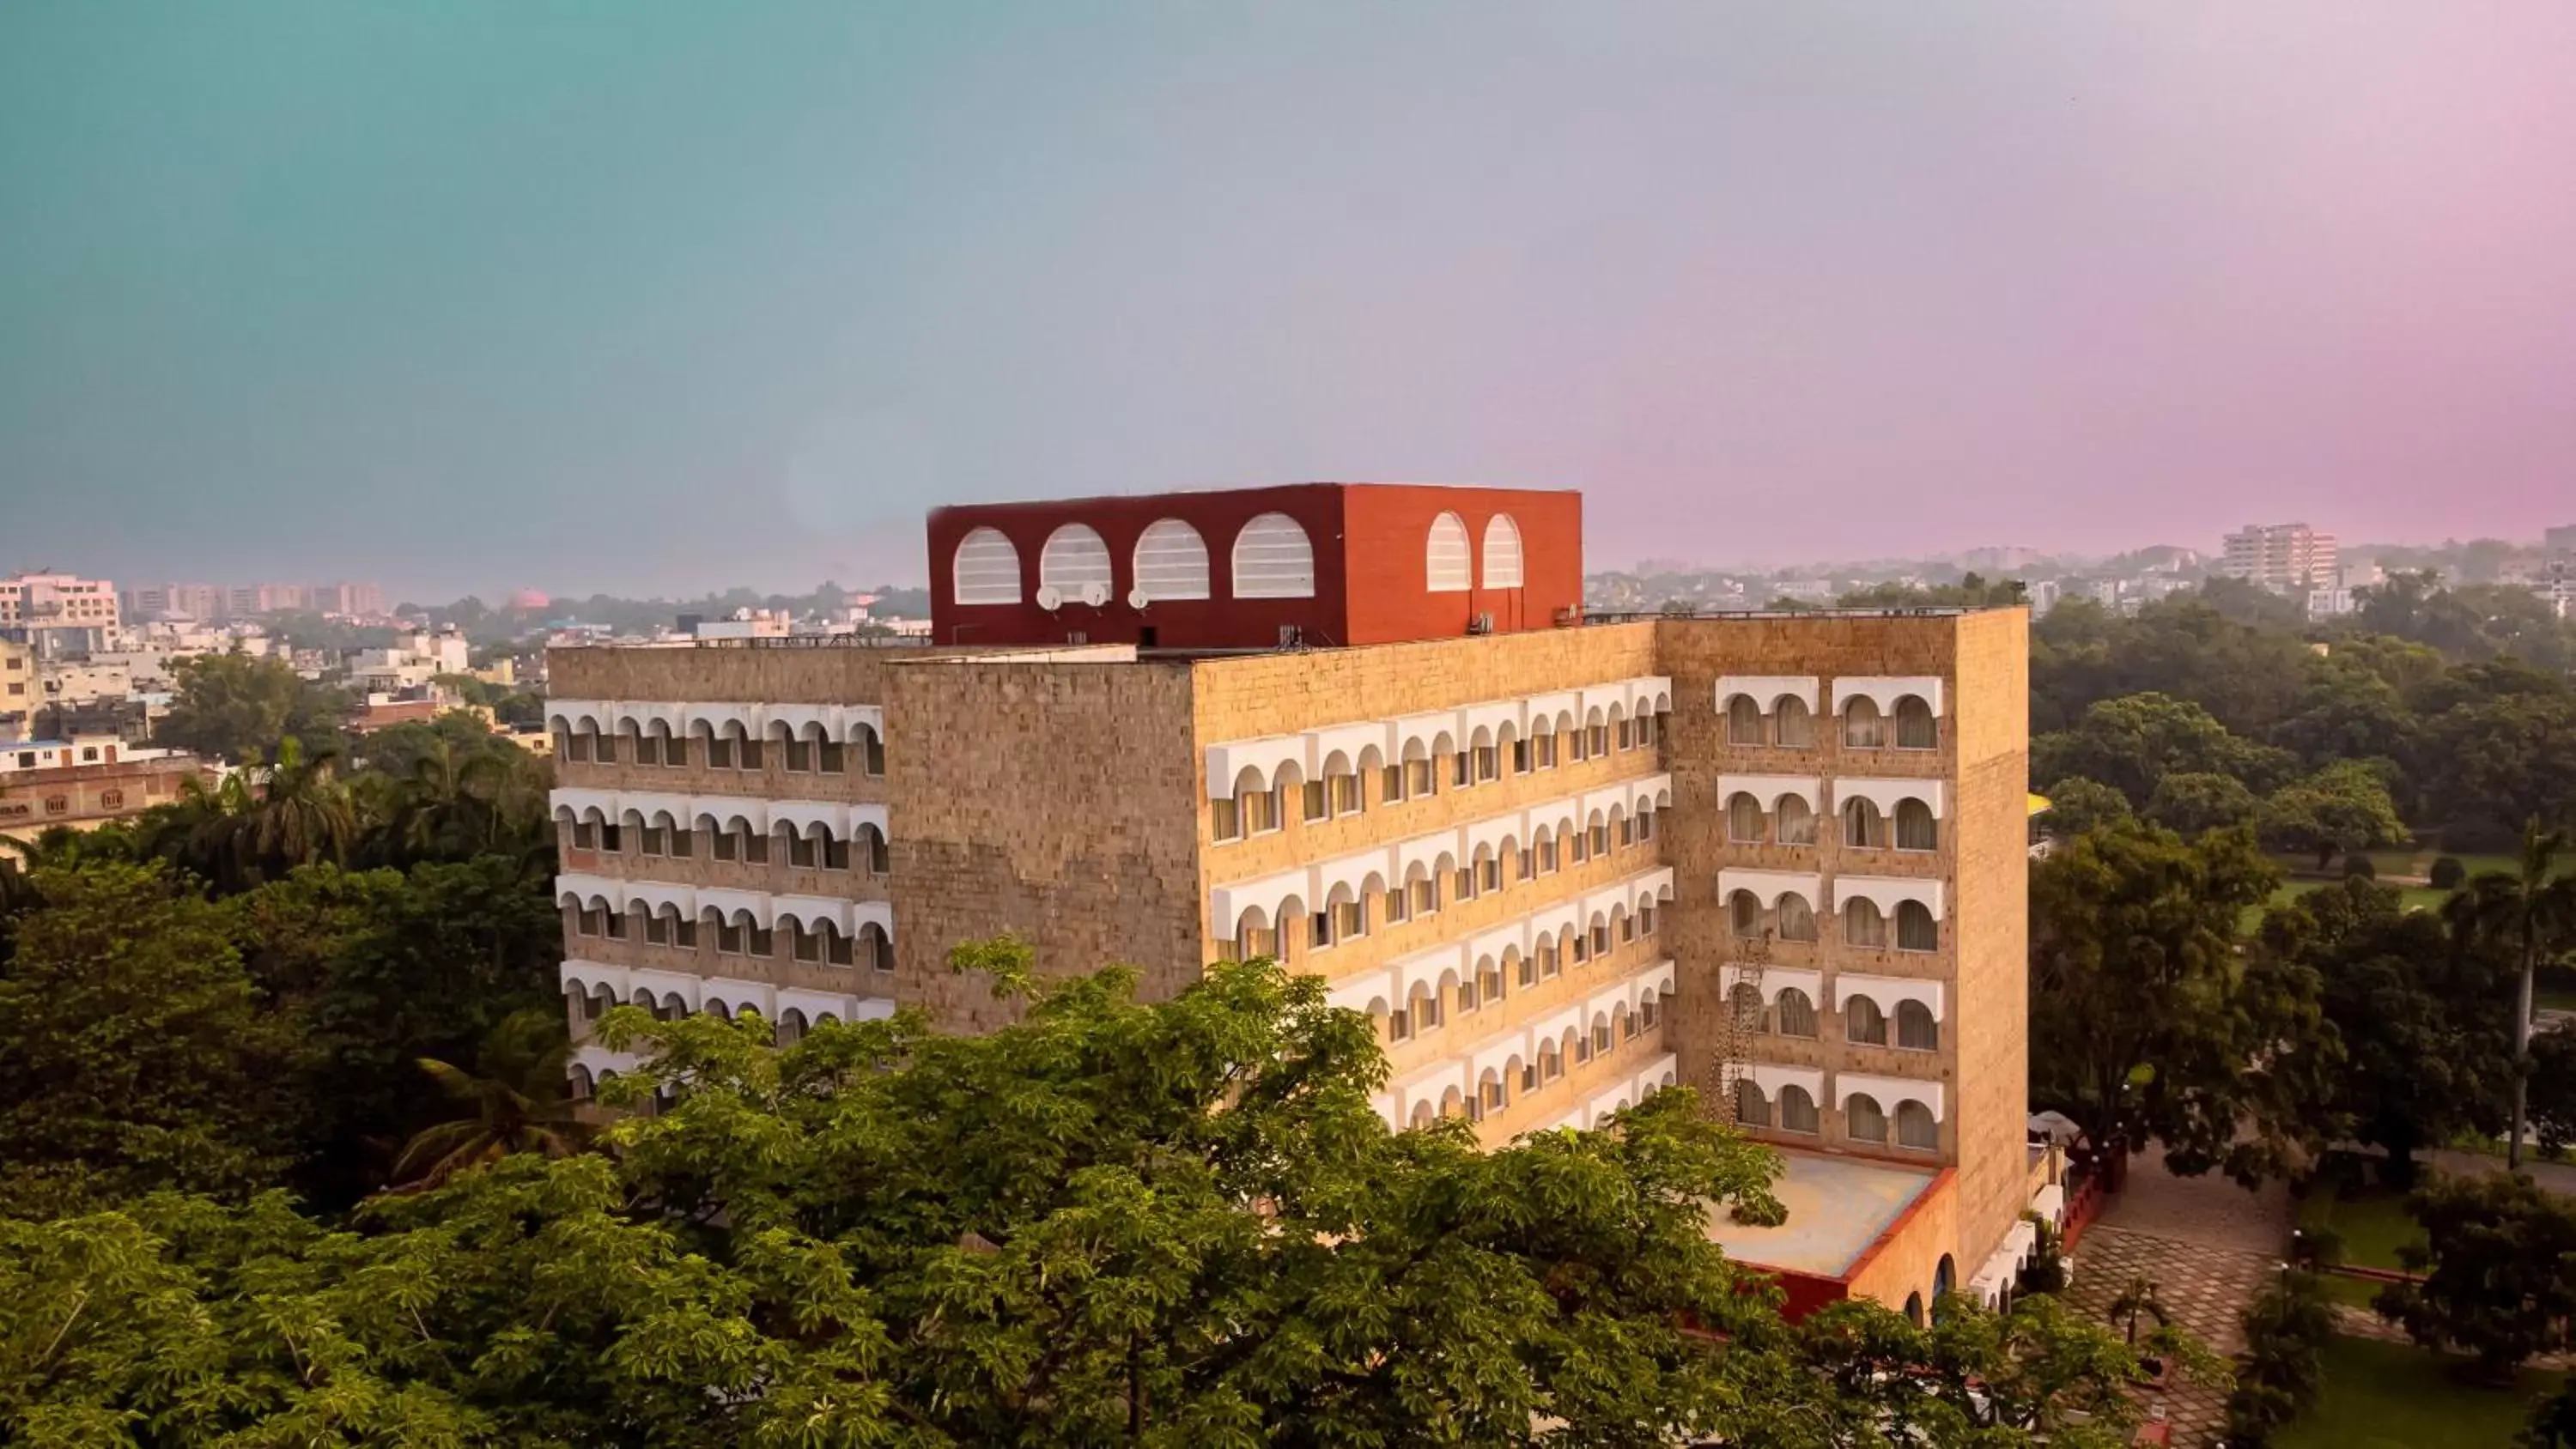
[125, 581, 228, 621]
[0, 573, 120, 657]
[2086, 580, 2121, 609]
[226, 582, 313, 616]
[34, 658, 131, 707]
[0, 736, 208, 841]
[307, 581, 386, 617]
[348, 627, 472, 694]
[2221, 523, 2337, 592]
[2546, 524, 2576, 554]
[0, 640, 28, 713]
[2026, 580, 2061, 617]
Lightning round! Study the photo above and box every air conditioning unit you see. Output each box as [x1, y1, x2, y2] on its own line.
[1278, 624, 1303, 649]
[1467, 612, 1494, 635]
[1552, 606, 1581, 627]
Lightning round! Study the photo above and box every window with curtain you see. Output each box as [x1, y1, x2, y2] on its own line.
[1843, 698, 1886, 748]
[1777, 696, 1817, 747]
[1898, 1000, 1940, 1051]
[1895, 697, 1938, 749]
[1846, 1094, 1888, 1143]
[1897, 1101, 1939, 1149]
[1726, 696, 1765, 744]
[1735, 1081, 1771, 1127]
[1843, 797, 1886, 848]
[1896, 798, 1939, 852]
[1898, 901, 1941, 952]
[1844, 898, 1889, 948]
[1777, 893, 1819, 942]
[1779, 1086, 1820, 1133]
[1730, 891, 1765, 938]
[1727, 792, 1765, 843]
[1845, 995, 1888, 1046]
[1777, 795, 1817, 845]
[1775, 989, 1819, 1038]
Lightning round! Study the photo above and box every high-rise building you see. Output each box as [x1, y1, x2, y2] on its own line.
[2220, 523, 2338, 591]
[308, 581, 386, 617]
[2544, 524, 2576, 554]
[546, 483, 2044, 1322]
[0, 573, 120, 657]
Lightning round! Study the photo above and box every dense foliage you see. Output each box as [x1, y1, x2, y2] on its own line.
[2378, 1171, 2576, 1379]
[0, 952, 2192, 1446]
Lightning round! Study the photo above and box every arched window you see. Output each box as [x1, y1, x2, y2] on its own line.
[775, 1007, 809, 1047]
[1779, 1085, 1820, 1134]
[1897, 1101, 1939, 1150]
[1897, 1000, 1940, 1051]
[1896, 798, 1939, 852]
[1844, 897, 1888, 949]
[568, 1064, 595, 1100]
[1843, 697, 1886, 749]
[1480, 513, 1524, 588]
[1425, 512, 1472, 592]
[1729, 890, 1764, 939]
[1776, 696, 1817, 748]
[1725, 695, 1765, 745]
[1898, 901, 1940, 953]
[1039, 523, 1114, 597]
[1843, 797, 1886, 849]
[1845, 994, 1887, 1046]
[1132, 518, 1212, 601]
[1847, 1094, 1888, 1143]
[1895, 696, 1938, 750]
[1728, 982, 1765, 1031]
[1776, 893, 1819, 942]
[1232, 512, 1315, 598]
[1726, 792, 1765, 843]
[1777, 795, 1817, 846]
[952, 526, 1023, 605]
[1734, 1080, 1771, 1127]
[1933, 1254, 1956, 1307]
[1775, 989, 1819, 1038]
[1904, 1292, 1926, 1327]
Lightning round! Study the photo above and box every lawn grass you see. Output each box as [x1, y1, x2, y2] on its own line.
[2297, 1159, 2424, 1271]
[2313, 1272, 2385, 1310]
[2277, 1336, 2562, 1449]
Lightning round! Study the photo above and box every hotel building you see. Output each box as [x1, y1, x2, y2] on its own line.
[547, 483, 2045, 1323]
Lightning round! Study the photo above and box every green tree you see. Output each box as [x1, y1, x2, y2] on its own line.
[152, 652, 348, 765]
[233, 857, 564, 1208]
[2037, 777, 2136, 838]
[2448, 823, 2576, 1169]
[0, 863, 296, 1216]
[2419, 690, 2576, 845]
[2225, 1271, 2335, 1447]
[2028, 821, 2338, 1185]
[390, 1008, 590, 1191]
[2378, 1171, 2576, 1380]
[2259, 760, 2409, 870]
[2033, 693, 2296, 809]
[233, 736, 361, 879]
[2292, 878, 2514, 1183]
[2143, 770, 2261, 837]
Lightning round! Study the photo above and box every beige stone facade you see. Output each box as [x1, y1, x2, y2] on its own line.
[544, 607, 2036, 1315]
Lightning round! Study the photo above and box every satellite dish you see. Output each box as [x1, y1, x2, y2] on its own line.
[1127, 587, 1151, 609]
[1035, 585, 1063, 611]
[1081, 581, 1112, 608]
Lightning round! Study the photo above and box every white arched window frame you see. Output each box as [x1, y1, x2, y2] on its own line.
[1038, 523, 1115, 597]
[1232, 513, 1316, 599]
[1480, 513, 1524, 589]
[952, 527, 1023, 605]
[1425, 512, 1473, 592]
[1132, 518, 1212, 601]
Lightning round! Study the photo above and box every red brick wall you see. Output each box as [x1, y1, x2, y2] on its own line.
[927, 484, 1352, 651]
[1338, 485, 1583, 645]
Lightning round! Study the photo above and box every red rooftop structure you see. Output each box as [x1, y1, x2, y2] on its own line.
[927, 482, 1583, 650]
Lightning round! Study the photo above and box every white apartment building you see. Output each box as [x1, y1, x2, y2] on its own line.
[2221, 524, 2337, 592]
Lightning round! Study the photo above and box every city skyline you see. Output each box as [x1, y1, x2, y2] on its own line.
[6, 3, 2574, 599]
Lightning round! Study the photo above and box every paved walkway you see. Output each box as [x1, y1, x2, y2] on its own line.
[2061, 1152, 2299, 1447]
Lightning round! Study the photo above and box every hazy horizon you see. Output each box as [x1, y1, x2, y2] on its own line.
[6, 3, 2573, 600]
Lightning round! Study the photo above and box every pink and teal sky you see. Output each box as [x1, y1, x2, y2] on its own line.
[3, 3, 2572, 598]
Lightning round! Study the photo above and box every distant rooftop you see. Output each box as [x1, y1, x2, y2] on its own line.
[1701, 1150, 1939, 1278]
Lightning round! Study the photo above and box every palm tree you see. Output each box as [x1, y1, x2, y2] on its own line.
[389, 1009, 592, 1191]
[2108, 1274, 2170, 1346]
[2448, 820, 2576, 1168]
[238, 736, 358, 878]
